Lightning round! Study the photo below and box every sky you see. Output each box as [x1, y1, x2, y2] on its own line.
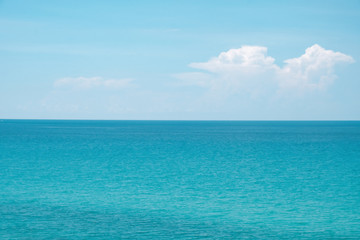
[1, 0, 359, 120]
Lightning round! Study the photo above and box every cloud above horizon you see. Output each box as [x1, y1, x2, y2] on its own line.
[190, 46, 277, 73]
[278, 44, 354, 91]
[181, 44, 354, 95]
[54, 76, 133, 90]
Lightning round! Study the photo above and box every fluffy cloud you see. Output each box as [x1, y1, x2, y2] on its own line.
[278, 44, 354, 91]
[183, 44, 353, 93]
[54, 77, 133, 90]
[190, 46, 277, 74]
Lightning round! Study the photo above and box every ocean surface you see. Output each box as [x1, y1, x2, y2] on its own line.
[0, 120, 359, 239]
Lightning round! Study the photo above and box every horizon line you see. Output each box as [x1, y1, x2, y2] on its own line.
[1, 118, 360, 122]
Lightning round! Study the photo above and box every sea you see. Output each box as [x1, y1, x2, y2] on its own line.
[0, 120, 359, 239]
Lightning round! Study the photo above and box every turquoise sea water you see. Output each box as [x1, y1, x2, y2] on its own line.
[0, 120, 359, 239]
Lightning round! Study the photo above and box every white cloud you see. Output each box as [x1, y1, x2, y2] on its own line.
[181, 44, 353, 94]
[277, 44, 354, 91]
[54, 76, 133, 90]
[190, 45, 277, 74]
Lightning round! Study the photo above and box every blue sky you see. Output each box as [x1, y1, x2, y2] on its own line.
[1, 0, 359, 120]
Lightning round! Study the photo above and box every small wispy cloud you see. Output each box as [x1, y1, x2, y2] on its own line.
[54, 76, 133, 90]
[180, 44, 354, 95]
